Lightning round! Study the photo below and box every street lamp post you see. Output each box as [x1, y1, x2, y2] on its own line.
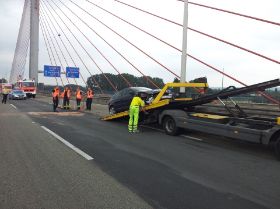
[222, 68, 225, 90]
[180, 0, 188, 93]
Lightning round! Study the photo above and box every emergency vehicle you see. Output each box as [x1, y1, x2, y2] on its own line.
[16, 79, 36, 98]
[0, 83, 13, 94]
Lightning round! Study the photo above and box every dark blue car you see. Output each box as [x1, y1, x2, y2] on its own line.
[108, 87, 153, 114]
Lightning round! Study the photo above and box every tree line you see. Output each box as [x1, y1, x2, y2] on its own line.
[87, 73, 165, 93]
[0, 78, 8, 83]
[37, 72, 280, 104]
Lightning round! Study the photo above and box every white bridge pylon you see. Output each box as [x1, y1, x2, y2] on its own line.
[10, 0, 39, 84]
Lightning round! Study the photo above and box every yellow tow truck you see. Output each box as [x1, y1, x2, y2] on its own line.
[101, 82, 208, 121]
[102, 79, 280, 159]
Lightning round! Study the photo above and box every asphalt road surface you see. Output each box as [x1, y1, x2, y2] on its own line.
[1, 98, 280, 209]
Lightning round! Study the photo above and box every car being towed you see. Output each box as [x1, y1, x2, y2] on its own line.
[108, 87, 154, 114]
[9, 89, 27, 100]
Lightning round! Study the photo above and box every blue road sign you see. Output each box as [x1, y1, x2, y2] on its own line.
[66, 67, 79, 78]
[44, 65, 61, 77]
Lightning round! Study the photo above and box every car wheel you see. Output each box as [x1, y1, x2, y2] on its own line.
[163, 116, 180, 136]
[109, 106, 116, 115]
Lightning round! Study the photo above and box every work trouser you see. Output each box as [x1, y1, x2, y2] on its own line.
[64, 97, 70, 109]
[2, 94, 8, 104]
[64, 97, 70, 110]
[53, 96, 59, 112]
[76, 99, 81, 110]
[128, 105, 140, 132]
[86, 98, 92, 110]
[63, 97, 67, 109]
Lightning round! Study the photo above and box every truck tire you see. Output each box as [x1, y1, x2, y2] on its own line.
[163, 116, 180, 136]
[274, 136, 280, 160]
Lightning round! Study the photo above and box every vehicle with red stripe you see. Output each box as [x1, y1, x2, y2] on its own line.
[16, 79, 36, 98]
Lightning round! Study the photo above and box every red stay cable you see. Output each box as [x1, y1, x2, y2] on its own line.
[40, 21, 59, 86]
[47, 0, 118, 92]
[41, 1, 104, 93]
[57, 0, 160, 89]
[184, 1, 280, 27]
[114, 0, 279, 104]
[41, 8, 87, 86]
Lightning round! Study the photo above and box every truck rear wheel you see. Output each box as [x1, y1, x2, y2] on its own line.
[274, 136, 280, 160]
[163, 116, 180, 136]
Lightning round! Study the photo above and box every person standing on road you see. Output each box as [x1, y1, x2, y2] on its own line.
[66, 87, 71, 109]
[60, 88, 64, 109]
[62, 87, 67, 109]
[128, 92, 146, 133]
[76, 87, 82, 110]
[2, 87, 9, 104]
[52, 87, 59, 112]
[86, 88, 94, 111]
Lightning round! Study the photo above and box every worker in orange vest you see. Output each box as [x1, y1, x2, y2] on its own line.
[60, 88, 64, 108]
[86, 88, 94, 111]
[62, 87, 67, 109]
[76, 87, 82, 110]
[66, 87, 71, 109]
[52, 86, 60, 112]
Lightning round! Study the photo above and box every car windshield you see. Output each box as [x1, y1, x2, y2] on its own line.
[22, 82, 35, 87]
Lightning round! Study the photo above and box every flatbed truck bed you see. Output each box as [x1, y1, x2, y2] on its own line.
[102, 79, 280, 159]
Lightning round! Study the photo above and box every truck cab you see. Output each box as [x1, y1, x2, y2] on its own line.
[16, 79, 36, 98]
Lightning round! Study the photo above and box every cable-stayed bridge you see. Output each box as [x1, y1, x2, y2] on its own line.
[9, 0, 280, 101]
[2, 2, 280, 209]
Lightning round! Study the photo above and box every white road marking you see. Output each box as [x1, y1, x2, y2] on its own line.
[28, 112, 84, 116]
[182, 135, 203, 141]
[10, 104, 17, 109]
[41, 126, 94, 160]
[32, 122, 36, 124]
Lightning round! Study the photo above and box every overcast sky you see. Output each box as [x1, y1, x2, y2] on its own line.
[0, 0, 280, 88]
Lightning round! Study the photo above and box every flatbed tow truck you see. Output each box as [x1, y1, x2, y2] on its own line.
[102, 79, 280, 159]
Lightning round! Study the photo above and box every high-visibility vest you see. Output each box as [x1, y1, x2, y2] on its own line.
[67, 90, 71, 98]
[76, 90, 82, 99]
[60, 91, 65, 98]
[52, 90, 58, 98]
[55, 88, 60, 96]
[130, 96, 145, 107]
[2, 88, 9, 94]
[87, 90, 93, 98]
